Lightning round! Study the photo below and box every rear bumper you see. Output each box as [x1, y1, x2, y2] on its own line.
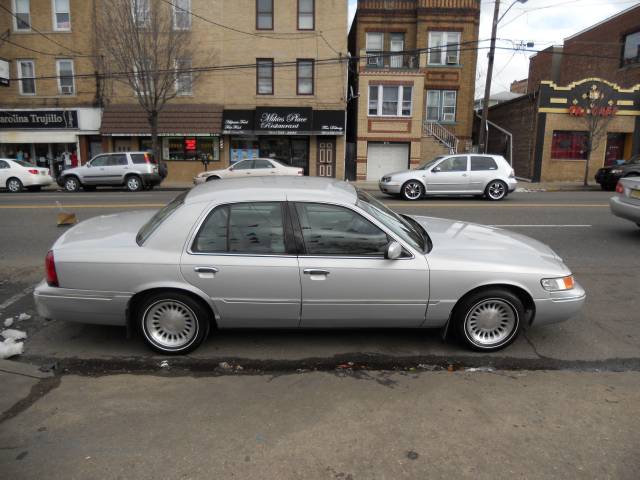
[33, 280, 130, 326]
[141, 173, 162, 186]
[507, 178, 518, 193]
[610, 195, 640, 223]
[23, 175, 55, 187]
[532, 281, 586, 326]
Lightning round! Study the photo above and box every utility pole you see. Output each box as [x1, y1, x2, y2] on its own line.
[478, 0, 501, 154]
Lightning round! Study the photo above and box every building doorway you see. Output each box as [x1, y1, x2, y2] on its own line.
[316, 138, 336, 177]
[605, 133, 626, 166]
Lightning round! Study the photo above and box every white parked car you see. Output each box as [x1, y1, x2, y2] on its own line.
[379, 154, 517, 201]
[0, 158, 54, 193]
[194, 158, 304, 184]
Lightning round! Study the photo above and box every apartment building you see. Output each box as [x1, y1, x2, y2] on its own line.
[1, 0, 348, 183]
[347, 0, 480, 181]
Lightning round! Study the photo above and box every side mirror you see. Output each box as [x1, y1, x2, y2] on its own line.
[86, 163, 91, 168]
[431, 166, 441, 173]
[385, 241, 403, 260]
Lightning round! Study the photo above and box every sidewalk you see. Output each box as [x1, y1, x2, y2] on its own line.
[0, 359, 54, 421]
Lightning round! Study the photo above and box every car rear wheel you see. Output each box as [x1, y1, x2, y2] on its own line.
[7, 178, 23, 193]
[485, 180, 507, 201]
[401, 180, 424, 201]
[125, 175, 143, 192]
[138, 292, 210, 355]
[63, 176, 80, 192]
[453, 288, 524, 352]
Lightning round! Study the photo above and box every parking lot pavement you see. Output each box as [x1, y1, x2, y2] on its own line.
[0, 189, 639, 371]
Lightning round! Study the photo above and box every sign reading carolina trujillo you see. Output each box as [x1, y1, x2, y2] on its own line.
[0, 110, 78, 129]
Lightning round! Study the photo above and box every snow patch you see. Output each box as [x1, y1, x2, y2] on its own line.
[1, 329, 27, 341]
[4, 317, 14, 328]
[18, 313, 31, 321]
[0, 338, 24, 359]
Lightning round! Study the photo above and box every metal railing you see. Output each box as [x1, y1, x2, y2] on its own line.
[364, 51, 420, 70]
[423, 120, 459, 154]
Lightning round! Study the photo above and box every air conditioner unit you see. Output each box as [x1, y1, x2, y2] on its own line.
[446, 54, 458, 65]
[443, 112, 455, 122]
[61, 85, 74, 95]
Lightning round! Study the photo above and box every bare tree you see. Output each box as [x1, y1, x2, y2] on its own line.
[568, 85, 617, 187]
[95, 0, 199, 160]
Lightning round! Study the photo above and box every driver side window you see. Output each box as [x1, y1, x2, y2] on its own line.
[90, 155, 109, 167]
[295, 203, 389, 256]
[437, 156, 468, 172]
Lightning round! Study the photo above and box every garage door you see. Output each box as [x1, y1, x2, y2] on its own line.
[366, 143, 409, 181]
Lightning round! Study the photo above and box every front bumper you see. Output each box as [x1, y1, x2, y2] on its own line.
[610, 195, 640, 223]
[532, 281, 586, 326]
[193, 176, 207, 185]
[33, 280, 131, 326]
[379, 181, 402, 194]
[595, 170, 621, 186]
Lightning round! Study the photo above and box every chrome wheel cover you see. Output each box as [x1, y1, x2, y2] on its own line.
[127, 177, 141, 191]
[143, 300, 198, 350]
[464, 298, 518, 347]
[7, 179, 21, 192]
[488, 181, 506, 200]
[403, 181, 423, 200]
[65, 178, 78, 191]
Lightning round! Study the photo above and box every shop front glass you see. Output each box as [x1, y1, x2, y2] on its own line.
[258, 137, 310, 175]
[163, 136, 220, 163]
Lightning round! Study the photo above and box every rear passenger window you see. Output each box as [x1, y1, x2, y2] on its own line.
[193, 202, 286, 254]
[0, 160, 9, 169]
[108, 154, 128, 166]
[131, 154, 147, 164]
[471, 156, 498, 171]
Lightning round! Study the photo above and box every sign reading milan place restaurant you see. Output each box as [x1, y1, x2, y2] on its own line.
[0, 110, 78, 129]
[222, 108, 344, 136]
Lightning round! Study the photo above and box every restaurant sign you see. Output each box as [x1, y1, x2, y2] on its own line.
[223, 108, 344, 135]
[255, 107, 312, 134]
[0, 110, 78, 129]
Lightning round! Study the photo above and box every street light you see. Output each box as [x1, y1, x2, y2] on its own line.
[478, 0, 528, 153]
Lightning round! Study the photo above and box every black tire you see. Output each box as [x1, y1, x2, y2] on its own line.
[137, 291, 211, 355]
[6, 177, 23, 193]
[63, 176, 81, 192]
[600, 184, 616, 191]
[453, 288, 524, 352]
[27, 186, 42, 192]
[484, 180, 508, 201]
[206, 175, 220, 182]
[125, 175, 143, 192]
[401, 180, 424, 201]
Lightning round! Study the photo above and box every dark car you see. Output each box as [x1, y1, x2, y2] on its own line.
[595, 156, 640, 191]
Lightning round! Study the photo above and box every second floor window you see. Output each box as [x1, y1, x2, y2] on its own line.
[366, 32, 384, 67]
[175, 58, 192, 95]
[13, 0, 30, 30]
[173, 0, 191, 30]
[428, 31, 461, 65]
[368, 85, 412, 117]
[18, 60, 35, 95]
[257, 58, 274, 95]
[622, 31, 640, 67]
[298, 0, 314, 30]
[256, 0, 273, 30]
[56, 59, 75, 95]
[53, 0, 70, 30]
[297, 59, 314, 95]
[426, 90, 457, 122]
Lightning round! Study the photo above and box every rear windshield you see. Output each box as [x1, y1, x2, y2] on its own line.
[136, 191, 187, 245]
[131, 153, 157, 164]
[14, 160, 36, 168]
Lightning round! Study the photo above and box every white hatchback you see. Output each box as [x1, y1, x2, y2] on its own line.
[194, 158, 304, 184]
[0, 159, 54, 193]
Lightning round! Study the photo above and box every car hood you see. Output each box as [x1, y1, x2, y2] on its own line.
[53, 210, 156, 250]
[412, 215, 570, 274]
[384, 169, 419, 179]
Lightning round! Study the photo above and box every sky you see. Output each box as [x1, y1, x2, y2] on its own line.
[347, 0, 638, 98]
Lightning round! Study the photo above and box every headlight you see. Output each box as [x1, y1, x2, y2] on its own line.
[610, 169, 623, 174]
[381, 176, 391, 182]
[541, 275, 574, 291]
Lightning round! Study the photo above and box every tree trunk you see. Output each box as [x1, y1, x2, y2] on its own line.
[149, 110, 159, 161]
[583, 134, 593, 187]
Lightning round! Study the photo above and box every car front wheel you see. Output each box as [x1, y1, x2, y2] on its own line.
[138, 292, 210, 355]
[401, 180, 424, 201]
[485, 180, 508, 201]
[63, 176, 80, 192]
[454, 288, 524, 352]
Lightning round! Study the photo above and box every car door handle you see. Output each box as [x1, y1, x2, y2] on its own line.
[194, 266, 219, 274]
[462, 173, 468, 177]
[303, 269, 330, 276]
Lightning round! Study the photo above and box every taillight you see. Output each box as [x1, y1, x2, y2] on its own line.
[615, 182, 624, 194]
[144, 153, 151, 164]
[28, 169, 39, 174]
[298, 169, 304, 176]
[45, 250, 59, 287]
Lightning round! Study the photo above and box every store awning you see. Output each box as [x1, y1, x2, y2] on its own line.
[0, 131, 78, 143]
[101, 104, 223, 136]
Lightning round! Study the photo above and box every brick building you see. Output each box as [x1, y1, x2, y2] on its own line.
[347, 0, 480, 181]
[1, 0, 348, 184]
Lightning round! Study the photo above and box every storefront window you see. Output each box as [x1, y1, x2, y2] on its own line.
[551, 131, 588, 160]
[164, 136, 219, 161]
[230, 139, 259, 163]
[258, 137, 309, 175]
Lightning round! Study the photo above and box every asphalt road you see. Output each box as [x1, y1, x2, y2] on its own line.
[1, 187, 638, 371]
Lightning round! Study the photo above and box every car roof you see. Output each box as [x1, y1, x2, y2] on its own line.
[186, 176, 358, 205]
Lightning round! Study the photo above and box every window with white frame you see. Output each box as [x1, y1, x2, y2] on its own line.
[132, 0, 150, 27]
[173, 0, 191, 30]
[13, 0, 31, 30]
[426, 90, 457, 122]
[428, 31, 461, 65]
[56, 59, 74, 95]
[366, 32, 384, 67]
[17, 60, 35, 95]
[52, 0, 70, 30]
[175, 58, 192, 95]
[368, 85, 412, 117]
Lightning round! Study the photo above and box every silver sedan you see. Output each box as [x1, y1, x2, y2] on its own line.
[610, 176, 640, 227]
[34, 177, 585, 354]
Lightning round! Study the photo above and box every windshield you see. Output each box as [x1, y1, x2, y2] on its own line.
[136, 191, 188, 245]
[416, 156, 444, 170]
[14, 160, 36, 168]
[356, 189, 429, 253]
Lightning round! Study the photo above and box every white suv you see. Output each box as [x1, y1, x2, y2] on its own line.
[379, 154, 517, 201]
